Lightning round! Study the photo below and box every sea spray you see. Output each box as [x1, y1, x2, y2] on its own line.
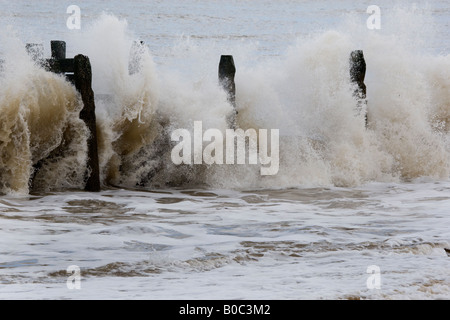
[1, 9, 449, 193]
[0, 40, 88, 194]
[67, 14, 162, 186]
[67, 14, 235, 187]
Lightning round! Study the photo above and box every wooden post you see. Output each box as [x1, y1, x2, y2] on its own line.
[73, 54, 100, 192]
[47, 40, 67, 74]
[51, 40, 66, 60]
[27, 42, 99, 192]
[45, 41, 74, 81]
[350, 50, 367, 126]
[219, 55, 237, 129]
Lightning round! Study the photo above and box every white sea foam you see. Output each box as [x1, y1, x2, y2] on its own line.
[0, 181, 449, 299]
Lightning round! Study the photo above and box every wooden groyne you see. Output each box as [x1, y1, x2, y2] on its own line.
[2, 42, 368, 192]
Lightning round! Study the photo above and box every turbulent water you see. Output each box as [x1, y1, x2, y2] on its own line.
[0, 0, 449, 299]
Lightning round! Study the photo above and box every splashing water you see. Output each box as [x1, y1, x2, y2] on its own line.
[1, 9, 449, 194]
[0, 1, 449, 301]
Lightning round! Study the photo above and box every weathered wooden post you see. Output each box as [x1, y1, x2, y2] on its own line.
[51, 40, 66, 60]
[24, 41, 100, 192]
[219, 55, 237, 129]
[47, 40, 71, 75]
[73, 54, 100, 192]
[350, 50, 368, 126]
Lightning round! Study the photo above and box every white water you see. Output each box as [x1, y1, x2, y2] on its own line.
[0, 182, 449, 299]
[0, 0, 449, 299]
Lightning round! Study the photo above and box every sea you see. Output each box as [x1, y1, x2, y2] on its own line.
[0, 0, 449, 300]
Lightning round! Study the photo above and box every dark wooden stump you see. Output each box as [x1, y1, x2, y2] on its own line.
[51, 40, 66, 60]
[47, 41, 73, 75]
[74, 54, 100, 192]
[219, 55, 237, 129]
[350, 50, 368, 126]
[25, 41, 100, 192]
